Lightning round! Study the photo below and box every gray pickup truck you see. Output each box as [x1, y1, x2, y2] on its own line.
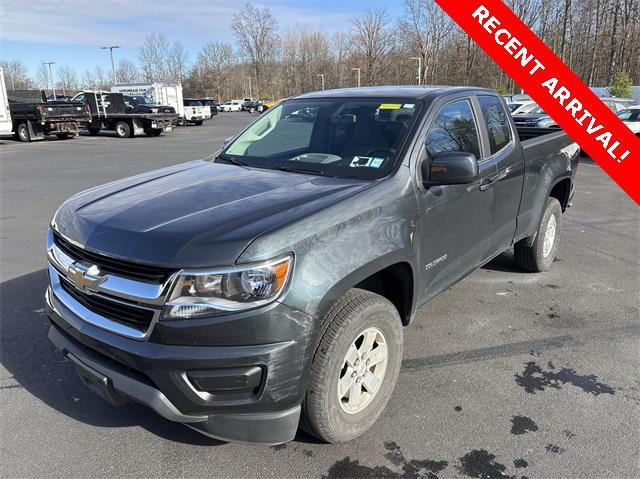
[45, 86, 579, 444]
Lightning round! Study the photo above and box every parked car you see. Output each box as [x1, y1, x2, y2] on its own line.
[8, 89, 90, 142]
[616, 105, 640, 135]
[182, 98, 210, 125]
[512, 105, 550, 127]
[198, 99, 218, 117]
[241, 98, 263, 113]
[261, 98, 285, 111]
[72, 91, 176, 138]
[509, 100, 539, 115]
[0, 68, 12, 135]
[536, 97, 638, 128]
[218, 99, 242, 112]
[46, 86, 578, 445]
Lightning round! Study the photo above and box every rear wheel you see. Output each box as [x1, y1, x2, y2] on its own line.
[55, 133, 74, 140]
[193, 120, 203, 126]
[114, 121, 132, 138]
[17, 122, 31, 142]
[87, 126, 101, 135]
[249, 107, 256, 113]
[514, 197, 562, 272]
[301, 288, 403, 443]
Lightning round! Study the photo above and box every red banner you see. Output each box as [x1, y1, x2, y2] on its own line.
[435, 0, 640, 205]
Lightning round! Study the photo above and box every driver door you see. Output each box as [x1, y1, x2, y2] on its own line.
[414, 97, 497, 300]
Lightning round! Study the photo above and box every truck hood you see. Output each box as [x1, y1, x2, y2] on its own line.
[52, 160, 371, 269]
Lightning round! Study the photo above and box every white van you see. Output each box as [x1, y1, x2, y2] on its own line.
[111, 82, 184, 121]
[0, 68, 12, 135]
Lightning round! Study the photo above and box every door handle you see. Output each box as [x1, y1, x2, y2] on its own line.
[479, 169, 509, 191]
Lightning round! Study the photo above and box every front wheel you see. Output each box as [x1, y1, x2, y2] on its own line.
[114, 121, 133, 138]
[514, 197, 562, 272]
[301, 288, 403, 443]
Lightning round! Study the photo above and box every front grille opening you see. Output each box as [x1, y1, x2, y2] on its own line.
[53, 231, 173, 283]
[60, 279, 155, 331]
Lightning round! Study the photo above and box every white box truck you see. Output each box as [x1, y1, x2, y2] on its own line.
[0, 69, 13, 135]
[111, 82, 184, 123]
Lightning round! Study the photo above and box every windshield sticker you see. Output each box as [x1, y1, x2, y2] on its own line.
[350, 156, 385, 168]
[402, 104, 416, 109]
[379, 103, 402, 110]
[370, 157, 384, 168]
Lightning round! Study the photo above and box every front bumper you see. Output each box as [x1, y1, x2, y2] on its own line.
[45, 271, 316, 444]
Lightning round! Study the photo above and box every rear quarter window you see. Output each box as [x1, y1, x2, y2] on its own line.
[478, 95, 512, 155]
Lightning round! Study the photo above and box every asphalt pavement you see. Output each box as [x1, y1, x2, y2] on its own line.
[1, 113, 638, 478]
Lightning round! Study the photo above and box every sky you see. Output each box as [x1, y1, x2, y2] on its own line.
[0, 0, 405, 79]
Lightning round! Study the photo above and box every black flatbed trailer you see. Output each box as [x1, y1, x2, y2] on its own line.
[72, 91, 178, 138]
[8, 90, 91, 142]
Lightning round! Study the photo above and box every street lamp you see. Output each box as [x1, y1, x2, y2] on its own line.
[43, 61, 56, 100]
[351, 68, 361, 88]
[410, 56, 422, 85]
[317, 73, 325, 91]
[101, 45, 120, 84]
[246, 77, 252, 97]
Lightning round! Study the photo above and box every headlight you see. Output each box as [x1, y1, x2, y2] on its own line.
[162, 254, 293, 319]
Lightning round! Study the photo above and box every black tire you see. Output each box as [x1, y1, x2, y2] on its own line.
[249, 107, 256, 113]
[55, 133, 73, 140]
[115, 121, 132, 138]
[17, 122, 31, 142]
[87, 126, 101, 135]
[193, 120, 204, 126]
[301, 288, 403, 443]
[514, 197, 562, 272]
[257, 105, 264, 113]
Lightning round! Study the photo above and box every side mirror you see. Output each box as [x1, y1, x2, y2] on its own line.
[421, 151, 479, 187]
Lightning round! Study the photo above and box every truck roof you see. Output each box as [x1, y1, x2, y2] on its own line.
[294, 85, 496, 100]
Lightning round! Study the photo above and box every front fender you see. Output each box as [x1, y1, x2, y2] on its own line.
[238, 170, 419, 321]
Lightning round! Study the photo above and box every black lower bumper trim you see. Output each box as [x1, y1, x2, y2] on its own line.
[48, 324, 302, 444]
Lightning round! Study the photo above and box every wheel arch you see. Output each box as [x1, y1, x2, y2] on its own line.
[314, 251, 418, 326]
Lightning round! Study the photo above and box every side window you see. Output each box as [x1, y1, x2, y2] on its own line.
[478, 95, 512, 154]
[425, 100, 481, 159]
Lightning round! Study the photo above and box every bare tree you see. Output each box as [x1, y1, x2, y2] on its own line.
[0, 60, 33, 90]
[116, 60, 139, 83]
[231, 1, 279, 96]
[351, 8, 396, 85]
[82, 66, 110, 90]
[189, 42, 234, 99]
[138, 33, 170, 81]
[168, 42, 189, 83]
[56, 65, 78, 94]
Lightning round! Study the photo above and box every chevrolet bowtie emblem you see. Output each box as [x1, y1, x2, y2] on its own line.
[67, 263, 107, 292]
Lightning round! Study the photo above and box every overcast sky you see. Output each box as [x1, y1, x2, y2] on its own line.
[0, 0, 403, 77]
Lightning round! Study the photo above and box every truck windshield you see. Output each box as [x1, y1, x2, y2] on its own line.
[221, 98, 421, 179]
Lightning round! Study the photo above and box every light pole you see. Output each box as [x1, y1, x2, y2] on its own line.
[101, 45, 120, 84]
[246, 77, 252, 97]
[410, 56, 422, 85]
[351, 68, 361, 88]
[43, 61, 56, 100]
[317, 73, 325, 91]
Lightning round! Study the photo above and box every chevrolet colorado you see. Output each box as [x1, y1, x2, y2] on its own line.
[46, 86, 579, 444]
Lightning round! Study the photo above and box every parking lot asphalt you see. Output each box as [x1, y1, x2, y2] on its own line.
[1, 113, 638, 478]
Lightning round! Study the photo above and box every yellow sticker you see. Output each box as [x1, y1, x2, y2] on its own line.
[379, 103, 402, 110]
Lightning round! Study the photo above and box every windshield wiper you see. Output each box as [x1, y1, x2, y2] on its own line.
[215, 154, 249, 168]
[274, 165, 329, 176]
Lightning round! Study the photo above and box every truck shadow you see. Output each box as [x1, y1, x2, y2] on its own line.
[0, 269, 223, 446]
